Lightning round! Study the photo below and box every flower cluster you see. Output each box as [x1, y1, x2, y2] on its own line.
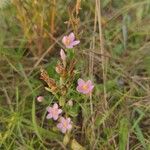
[39, 32, 94, 134]
[61, 32, 94, 95]
[46, 103, 72, 133]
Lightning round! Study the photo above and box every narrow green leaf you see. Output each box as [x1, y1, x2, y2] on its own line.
[119, 118, 129, 150]
[32, 99, 43, 141]
[134, 123, 147, 149]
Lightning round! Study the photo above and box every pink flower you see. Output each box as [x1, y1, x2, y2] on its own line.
[57, 117, 72, 133]
[37, 96, 44, 102]
[46, 103, 62, 120]
[62, 32, 80, 48]
[76, 78, 94, 94]
[60, 49, 66, 61]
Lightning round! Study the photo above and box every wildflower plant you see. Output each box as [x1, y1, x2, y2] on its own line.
[39, 32, 94, 147]
[1, 0, 149, 149]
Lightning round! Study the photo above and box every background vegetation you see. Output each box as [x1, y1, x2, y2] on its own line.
[0, 0, 150, 149]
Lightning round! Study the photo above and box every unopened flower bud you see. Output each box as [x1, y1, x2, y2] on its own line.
[67, 100, 73, 107]
[37, 96, 44, 102]
[60, 49, 66, 61]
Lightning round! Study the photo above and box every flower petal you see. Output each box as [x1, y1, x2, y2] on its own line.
[82, 90, 89, 94]
[58, 109, 62, 114]
[46, 106, 52, 112]
[46, 113, 52, 119]
[53, 114, 59, 120]
[86, 80, 92, 85]
[78, 78, 85, 85]
[67, 117, 71, 123]
[69, 32, 75, 42]
[76, 85, 86, 94]
[72, 40, 80, 46]
[67, 124, 72, 130]
[66, 44, 73, 49]
[76, 86, 82, 93]
[89, 85, 94, 91]
[62, 36, 67, 44]
[57, 123, 62, 129]
[61, 127, 67, 133]
[53, 103, 58, 109]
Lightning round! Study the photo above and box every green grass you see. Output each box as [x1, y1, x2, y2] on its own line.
[0, 0, 150, 149]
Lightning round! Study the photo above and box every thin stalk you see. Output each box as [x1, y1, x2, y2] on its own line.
[96, 0, 108, 109]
